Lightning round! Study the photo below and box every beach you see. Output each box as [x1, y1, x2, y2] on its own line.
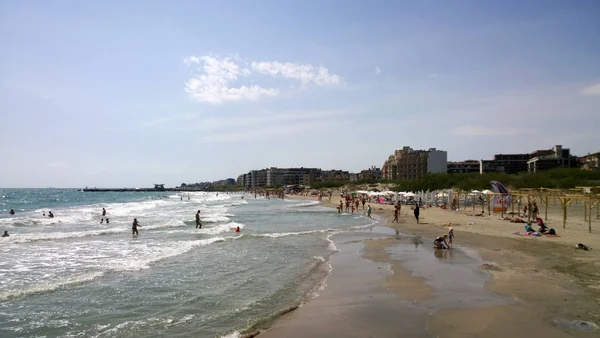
[256, 194, 600, 337]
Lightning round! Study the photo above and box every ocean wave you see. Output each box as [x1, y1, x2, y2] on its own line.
[3, 220, 189, 244]
[0, 271, 105, 302]
[0, 235, 244, 302]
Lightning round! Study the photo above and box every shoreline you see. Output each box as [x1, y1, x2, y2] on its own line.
[250, 194, 600, 337]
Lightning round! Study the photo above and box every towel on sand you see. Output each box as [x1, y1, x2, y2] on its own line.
[513, 231, 541, 237]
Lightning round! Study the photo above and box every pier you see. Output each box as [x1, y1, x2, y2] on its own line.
[81, 184, 208, 192]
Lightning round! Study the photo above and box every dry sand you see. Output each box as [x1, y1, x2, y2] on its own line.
[254, 193, 600, 338]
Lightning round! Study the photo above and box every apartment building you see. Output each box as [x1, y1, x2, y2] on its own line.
[382, 147, 448, 180]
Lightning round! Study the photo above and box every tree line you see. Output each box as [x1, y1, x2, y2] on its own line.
[310, 168, 600, 191]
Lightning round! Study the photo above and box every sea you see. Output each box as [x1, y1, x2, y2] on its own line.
[0, 189, 375, 338]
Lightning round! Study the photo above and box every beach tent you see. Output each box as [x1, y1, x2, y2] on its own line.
[403, 192, 416, 197]
[383, 191, 396, 195]
[481, 189, 493, 195]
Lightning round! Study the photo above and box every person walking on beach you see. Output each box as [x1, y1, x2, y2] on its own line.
[132, 218, 141, 235]
[361, 197, 366, 210]
[367, 205, 372, 218]
[448, 226, 454, 248]
[393, 206, 399, 223]
[414, 205, 420, 224]
[195, 210, 202, 229]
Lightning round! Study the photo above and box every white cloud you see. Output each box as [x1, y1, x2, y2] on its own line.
[251, 61, 342, 87]
[47, 162, 71, 169]
[183, 55, 343, 104]
[450, 125, 536, 136]
[184, 56, 278, 104]
[581, 83, 600, 96]
[375, 67, 381, 75]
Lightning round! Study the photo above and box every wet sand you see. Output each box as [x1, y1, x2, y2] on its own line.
[254, 195, 600, 337]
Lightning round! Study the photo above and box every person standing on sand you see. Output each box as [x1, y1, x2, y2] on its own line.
[414, 205, 420, 224]
[195, 210, 202, 229]
[448, 226, 454, 248]
[362, 198, 366, 210]
[367, 205, 372, 218]
[132, 218, 141, 235]
[393, 206, 399, 223]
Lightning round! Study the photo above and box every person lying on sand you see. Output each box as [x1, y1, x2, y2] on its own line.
[524, 223, 536, 233]
[576, 243, 591, 251]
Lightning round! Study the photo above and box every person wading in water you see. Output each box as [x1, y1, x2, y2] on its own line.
[195, 210, 202, 229]
[132, 218, 141, 235]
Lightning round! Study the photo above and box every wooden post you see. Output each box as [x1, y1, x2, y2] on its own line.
[563, 198, 567, 229]
[588, 200, 592, 233]
[584, 199, 588, 222]
[487, 195, 491, 216]
[511, 194, 515, 215]
[544, 196, 548, 220]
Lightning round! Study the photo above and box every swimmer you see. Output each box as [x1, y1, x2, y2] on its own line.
[132, 218, 141, 235]
[100, 218, 104, 224]
[9, 209, 15, 215]
[195, 210, 202, 229]
[106, 218, 109, 224]
[2, 230, 8, 237]
[433, 234, 449, 249]
[48, 211, 54, 218]
[235, 226, 240, 233]
[102, 208, 106, 217]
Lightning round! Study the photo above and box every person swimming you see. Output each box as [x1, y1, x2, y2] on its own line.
[132, 218, 141, 235]
[48, 211, 54, 218]
[2, 230, 8, 237]
[433, 235, 449, 249]
[235, 226, 240, 233]
[9, 209, 15, 215]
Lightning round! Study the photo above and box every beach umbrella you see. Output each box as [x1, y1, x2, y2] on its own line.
[351, 191, 357, 195]
[403, 192, 416, 197]
[481, 189, 493, 194]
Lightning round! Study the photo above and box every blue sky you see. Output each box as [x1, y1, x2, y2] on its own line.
[1, 0, 599, 188]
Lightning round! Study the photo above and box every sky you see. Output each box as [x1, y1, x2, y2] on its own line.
[1, 0, 599, 188]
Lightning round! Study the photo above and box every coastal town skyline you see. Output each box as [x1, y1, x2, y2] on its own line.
[2, 1, 600, 188]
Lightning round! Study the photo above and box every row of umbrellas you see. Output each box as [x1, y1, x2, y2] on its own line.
[353, 190, 417, 197]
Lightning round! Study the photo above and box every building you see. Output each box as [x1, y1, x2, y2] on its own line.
[581, 152, 600, 171]
[527, 145, 580, 172]
[382, 147, 448, 180]
[447, 160, 481, 174]
[359, 166, 382, 180]
[480, 154, 531, 174]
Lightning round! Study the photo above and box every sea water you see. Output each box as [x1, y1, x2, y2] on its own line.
[0, 189, 374, 337]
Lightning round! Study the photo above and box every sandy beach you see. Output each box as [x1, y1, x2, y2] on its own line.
[254, 193, 600, 337]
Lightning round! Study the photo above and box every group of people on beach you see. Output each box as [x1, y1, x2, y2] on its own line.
[336, 193, 373, 217]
